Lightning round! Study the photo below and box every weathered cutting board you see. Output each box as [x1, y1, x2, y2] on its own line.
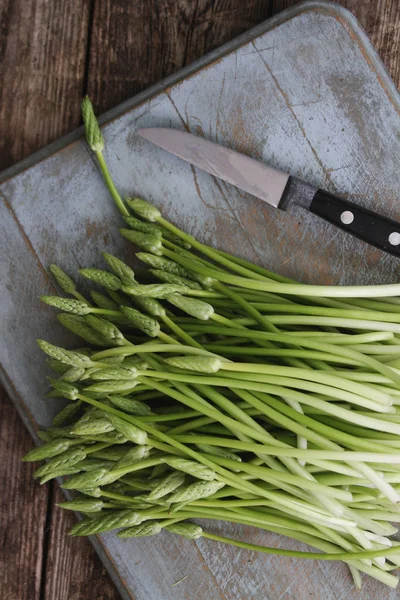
[1, 1, 400, 598]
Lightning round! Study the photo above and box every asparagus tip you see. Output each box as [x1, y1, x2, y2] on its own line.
[81, 96, 104, 153]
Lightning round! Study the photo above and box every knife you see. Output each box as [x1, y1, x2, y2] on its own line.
[137, 127, 400, 257]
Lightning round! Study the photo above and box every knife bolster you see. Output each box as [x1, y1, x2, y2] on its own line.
[278, 177, 316, 212]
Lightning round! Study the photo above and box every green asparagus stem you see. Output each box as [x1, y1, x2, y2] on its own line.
[24, 109, 400, 590]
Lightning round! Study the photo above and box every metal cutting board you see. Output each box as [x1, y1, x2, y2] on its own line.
[1, 1, 400, 598]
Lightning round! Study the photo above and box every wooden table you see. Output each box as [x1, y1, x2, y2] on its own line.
[1, 1, 399, 598]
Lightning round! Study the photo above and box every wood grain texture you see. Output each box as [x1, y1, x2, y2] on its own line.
[0, 0, 91, 170]
[44, 489, 119, 600]
[87, 0, 272, 113]
[272, 0, 400, 88]
[1, 1, 399, 599]
[0, 388, 47, 600]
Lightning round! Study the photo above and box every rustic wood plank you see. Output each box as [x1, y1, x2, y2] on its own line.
[87, 0, 272, 113]
[43, 489, 120, 600]
[271, 0, 400, 88]
[0, 388, 48, 600]
[0, 0, 91, 170]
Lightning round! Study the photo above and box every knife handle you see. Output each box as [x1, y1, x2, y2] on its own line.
[309, 190, 400, 257]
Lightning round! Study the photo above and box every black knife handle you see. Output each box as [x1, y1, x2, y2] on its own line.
[309, 189, 400, 257]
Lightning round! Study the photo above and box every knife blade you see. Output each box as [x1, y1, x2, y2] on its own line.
[138, 127, 400, 257]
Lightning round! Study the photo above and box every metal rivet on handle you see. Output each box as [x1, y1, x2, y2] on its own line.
[340, 211, 354, 225]
[388, 232, 400, 246]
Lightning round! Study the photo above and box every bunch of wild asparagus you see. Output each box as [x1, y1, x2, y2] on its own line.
[23, 98, 400, 589]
